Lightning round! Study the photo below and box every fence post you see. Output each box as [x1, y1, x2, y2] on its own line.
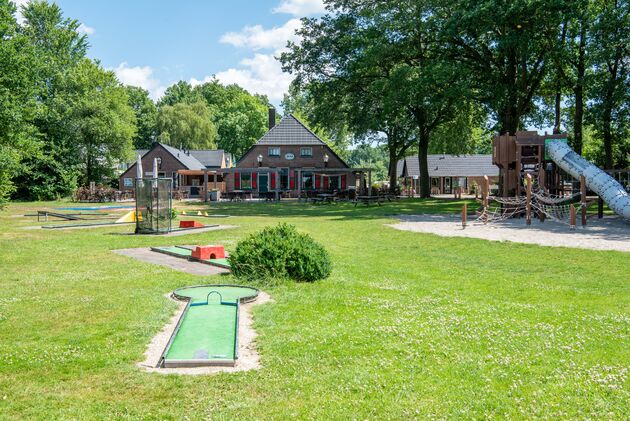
[580, 175, 587, 226]
[482, 175, 489, 224]
[569, 204, 577, 229]
[526, 173, 532, 226]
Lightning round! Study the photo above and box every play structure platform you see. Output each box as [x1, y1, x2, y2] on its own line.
[151, 245, 231, 269]
[159, 285, 259, 368]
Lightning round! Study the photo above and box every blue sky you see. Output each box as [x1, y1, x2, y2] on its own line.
[16, 0, 326, 104]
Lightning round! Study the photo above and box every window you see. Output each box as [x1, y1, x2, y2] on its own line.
[268, 147, 280, 157]
[240, 172, 252, 190]
[280, 168, 289, 190]
[328, 175, 341, 190]
[302, 171, 314, 190]
[123, 178, 133, 187]
[300, 147, 312, 157]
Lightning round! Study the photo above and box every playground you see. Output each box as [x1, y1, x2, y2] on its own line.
[0, 194, 628, 418]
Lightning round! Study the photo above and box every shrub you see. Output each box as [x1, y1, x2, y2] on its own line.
[229, 223, 332, 282]
[74, 185, 117, 202]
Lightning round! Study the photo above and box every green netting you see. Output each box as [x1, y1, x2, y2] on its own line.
[164, 286, 259, 363]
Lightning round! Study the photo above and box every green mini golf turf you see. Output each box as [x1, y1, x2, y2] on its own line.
[162, 285, 258, 367]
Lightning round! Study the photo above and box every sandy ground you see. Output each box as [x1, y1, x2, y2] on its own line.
[138, 291, 272, 375]
[113, 248, 230, 276]
[388, 214, 630, 253]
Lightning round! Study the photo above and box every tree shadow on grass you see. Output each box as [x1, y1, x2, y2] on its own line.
[191, 198, 477, 220]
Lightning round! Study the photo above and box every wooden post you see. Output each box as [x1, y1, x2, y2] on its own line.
[526, 173, 532, 226]
[569, 204, 577, 229]
[297, 169, 302, 199]
[462, 203, 467, 229]
[538, 166, 546, 192]
[482, 175, 489, 224]
[598, 197, 604, 219]
[580, 175, 587, 226]
[368, 170, 372, 196]
[203, 170, 209, 202]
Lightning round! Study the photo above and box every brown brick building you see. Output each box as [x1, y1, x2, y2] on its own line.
[225, 113, 370, 197]
[118, 143, 232, 198]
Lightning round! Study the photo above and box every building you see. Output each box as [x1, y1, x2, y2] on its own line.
[396, 154, 499, 195]
[118, 143, 233, 199]
[225, 112, 373, 198]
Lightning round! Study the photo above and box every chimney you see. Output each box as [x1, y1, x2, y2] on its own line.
[268, 107, 276, 131]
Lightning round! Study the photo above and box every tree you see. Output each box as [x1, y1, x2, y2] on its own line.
[193, 80, 269, 157]
[12, 0, 90, 199]
[588, 0, 629, 168]
[282, 0, 471, 197]
[158, 80, 196, 107]
[442, 0, 571, 135]
[55, 59, 136, 185]
[0, 0, 42, 205]
[347, 143, 389, 184]
[125, 86, 157, 149]
[157, 101, 217, 150]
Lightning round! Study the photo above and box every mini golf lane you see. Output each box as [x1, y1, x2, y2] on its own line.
[151, 245, 231, 269]
[160, 285, 258, 368]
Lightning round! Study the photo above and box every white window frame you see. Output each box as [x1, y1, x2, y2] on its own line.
[268, 147, 281, 157]
[300, 147, 313, 157]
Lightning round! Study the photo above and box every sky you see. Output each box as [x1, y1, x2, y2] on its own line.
[15, 0, 327, 105]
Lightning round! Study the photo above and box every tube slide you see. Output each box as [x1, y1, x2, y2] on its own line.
[546, 140, 630, 219]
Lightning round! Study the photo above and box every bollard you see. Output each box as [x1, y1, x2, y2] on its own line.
[462, 203, 467, 229]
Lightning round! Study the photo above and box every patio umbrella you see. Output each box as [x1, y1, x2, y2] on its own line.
[136, 155, 143, 179]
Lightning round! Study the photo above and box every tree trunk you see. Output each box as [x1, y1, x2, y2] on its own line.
[554, 89, 562, 134]
[418, 131, 430, 198]
[573, 83, 584, 154]
[388, 145, 399, 193]
[603, 105, 613, 169]
[499, 105, 519, 135]
[573, 21, 586, 154]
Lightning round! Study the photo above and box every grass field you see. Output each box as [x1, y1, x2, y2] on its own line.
[0, 199, 628, 419]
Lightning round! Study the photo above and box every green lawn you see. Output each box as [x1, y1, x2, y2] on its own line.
[0, 199, 628, 419]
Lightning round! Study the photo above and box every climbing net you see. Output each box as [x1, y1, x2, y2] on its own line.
[474, 191, 591, 225]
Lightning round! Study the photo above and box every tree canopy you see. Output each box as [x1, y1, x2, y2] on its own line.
[157, 101, 217, 150]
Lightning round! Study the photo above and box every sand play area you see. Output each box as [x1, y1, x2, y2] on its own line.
[389, 214, 630, 253]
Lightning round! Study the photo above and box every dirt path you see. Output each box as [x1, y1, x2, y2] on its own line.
[388, 214, 630, 253]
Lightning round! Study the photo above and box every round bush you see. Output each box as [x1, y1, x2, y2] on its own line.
[229, 223, 332, 282]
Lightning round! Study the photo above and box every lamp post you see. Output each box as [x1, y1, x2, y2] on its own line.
[257, 154, 263, 167]
[323, 154, 329, 168]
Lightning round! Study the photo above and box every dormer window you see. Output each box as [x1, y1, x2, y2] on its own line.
[300, 147, 312, 157]
[268, 147, 280, 157]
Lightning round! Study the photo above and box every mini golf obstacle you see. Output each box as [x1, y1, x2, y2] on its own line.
[151, 245, 230, 269]
[159, 285, 259, 368]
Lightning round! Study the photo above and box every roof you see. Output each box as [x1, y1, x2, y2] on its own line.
[131, 144, 232, 170]
[189, 150, 232, 168]
[397, 155, 499, 178]
[160, 143, 205, 170]
[256, 114, 326, 145]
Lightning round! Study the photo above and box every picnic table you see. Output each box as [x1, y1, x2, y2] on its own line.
[227, 190, 251, 202]
[354, 195, 384, 206]
[311, 193, 337, 204]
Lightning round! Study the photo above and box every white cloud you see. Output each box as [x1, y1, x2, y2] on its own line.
[273, 0, 326, 16]
[220, 18, 301, 51]
[113, 62, 165, 101]
[211, 53, 293, 102]
[77, 23, 95, 36]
